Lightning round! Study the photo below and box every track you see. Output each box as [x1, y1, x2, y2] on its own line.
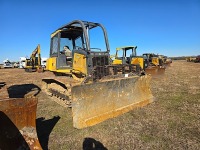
[42, 77, 79, 108]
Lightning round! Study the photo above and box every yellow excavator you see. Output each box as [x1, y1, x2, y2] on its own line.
[43, 20, 154, 129]
[112, 46, 165, 75]
[25, 44, 43, 72]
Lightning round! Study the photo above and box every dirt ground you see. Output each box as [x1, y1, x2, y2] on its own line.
[0, 60, 200, 150]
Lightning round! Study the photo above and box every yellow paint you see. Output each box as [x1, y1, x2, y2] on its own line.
[51, 30, 61, 38]
[152, 57, 159, 66]
[112, 59, 122, 64]
[25, 44, 41, 70]
[72, 53, 87, 75]
[131, 57, 144, 69]
[45, 58, 50, 71]
[84, 99, 151, 127]
[46, 57, 56, 71]
[46, 57, 71, 74]
[72, 75, 154, 129]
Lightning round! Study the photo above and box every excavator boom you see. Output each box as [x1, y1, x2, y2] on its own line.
[25, 44, 43, 72]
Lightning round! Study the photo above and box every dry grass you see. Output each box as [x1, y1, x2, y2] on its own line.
[0, 61, 200, 149]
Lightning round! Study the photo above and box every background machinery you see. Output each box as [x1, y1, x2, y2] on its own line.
[158, 55, 172, 67]
[43, 20, 154, 129]
[112, 46, 144, 71]
[194, 55, 200, 63]
[25, 44, 43, 72]
[3, 59, 13, 68]
[186, 57, 196, 62]
[112, 46, 165, 76]
[142, 53, 165, 75]
[19, 57, 27, 68]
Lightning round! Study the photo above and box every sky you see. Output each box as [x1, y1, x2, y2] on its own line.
[0, 0, 200, 62]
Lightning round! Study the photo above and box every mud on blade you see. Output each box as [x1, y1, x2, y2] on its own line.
[145, 67, 165, 77]
[71, 75, 154, 129]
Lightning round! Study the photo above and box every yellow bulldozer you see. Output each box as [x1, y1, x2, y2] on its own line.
[142, 53, 165, 75]
[158, 55, 172, 67]
[42, 20, 154, 129]
[186, 57, 196, 62]
[112, 46, 144, 69]
[25, 44, 43, 73]
[112, 46, 165, 76]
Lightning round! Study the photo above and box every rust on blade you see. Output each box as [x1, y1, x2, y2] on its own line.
[157, 67, 165, 75]
[71, 75, 154, 129]
[145, 66, 165, 77]
[164, 63, 171, 68]
[0, 98, 42, 150]
[145, 67, 158, 75]
[84, 99, 151, 127]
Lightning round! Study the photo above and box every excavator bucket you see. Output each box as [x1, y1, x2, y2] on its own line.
[71, 75, 154, 129]
[0, 97, 42, 150]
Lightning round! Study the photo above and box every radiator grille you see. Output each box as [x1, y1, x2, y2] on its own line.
[92, 56, 109, 67]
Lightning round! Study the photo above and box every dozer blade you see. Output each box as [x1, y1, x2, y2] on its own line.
[0, 98, 42, 150]
[145, 67, 158, 75]
[157, 67, 165, 75]
[71, 75, 154, 129]
[164, 63, 171, 68]
[145, 66, 165, 77]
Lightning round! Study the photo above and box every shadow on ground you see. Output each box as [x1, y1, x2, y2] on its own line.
[36, 116, 60, 150]
[0, 82, 6, 89]
[7, 84, 40, 98]
[83, 137, 108, 150]
[0, 111, 29, 150]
